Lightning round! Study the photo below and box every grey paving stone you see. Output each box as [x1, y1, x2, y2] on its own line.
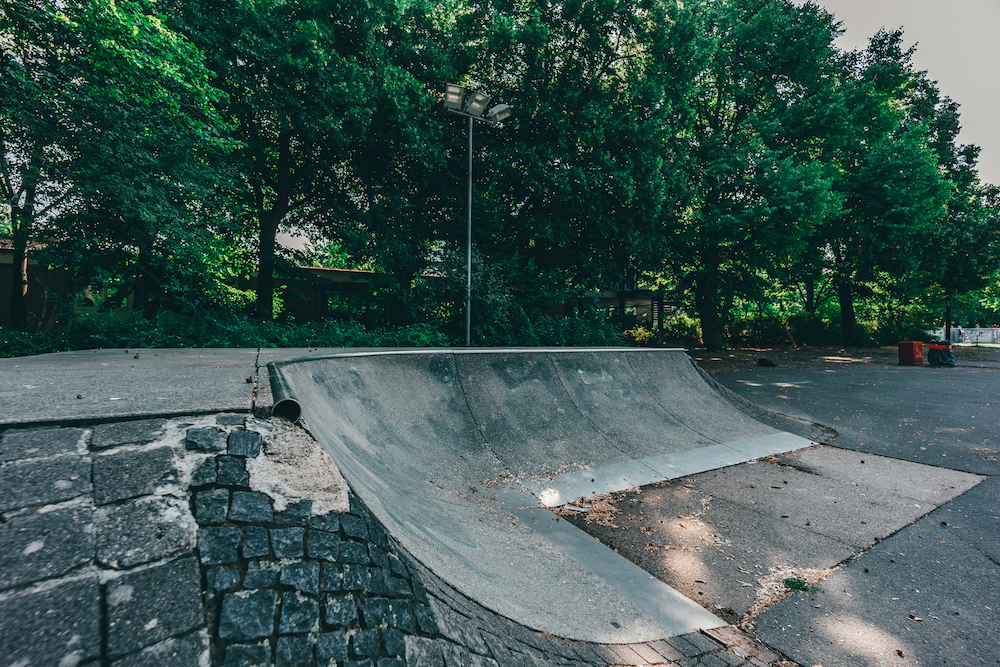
[198, 526, 242, 565]
[190, 457, 217, 487]
[405, 637, 445, 667]
[388, 553, 408, 577]
[630, 642, 669, 664]
[609, 643, 652, 665]
[222, 642, 271, 667]
[324, 594, 359, 627]
[353, 628, 381, 657]
[346, 660, 375, 667]
[185, 427, 227, 453]
[93, 419, 168, 450]
[276, 635, 313, 667]
[271, 527, 305, 558]
[0, 504, 94, 589]
[275, 498, 312, 526]
[389, 599, 416, 633]
[369, 544, 389, 569]
[219, 589, 278, 641]
[682, 631, 725, 654]
[307, 529, 341, 560]
[280, 560, 320, 595]
[368, 567, 393, 596]
[106, 557, 204, 658]
[0, 576, 101, 666]
[244, 560, 280, 588]
[217, 413, 248, 426]
[321, 562, 343, 591]
[194, 488, 230, 525]
[340, 513, 370, 541]
[279, 591, 320, 634]
[480, 633, 520, 666]
[378, 658, 406, 667]
[647, 640, 686, 662]
[665, 634, 705, 658]
[229, 491, 273, 523]
[227, 430, 262, 457]
[97, 497, 196, 568]
[342, 564, 371, 591]
[110, 631, 208, 667]
[93, 445, 177, 504]
[414, 604, 439, 634]
[0, 426, 86, 461]
[341, 540, 371, 564]
[311, 512, 340, 532]
[388, 574, 412, 599]
[0, 454, 92, 511]
[432, 603, 486, 654]
[236, 526, 266, 559]
[411, 576, 431, 605]
[384, 628, 406, 657]
[368, 521, 390, 551]
[690, 654, 731, 667]
[360, 597, 392, 626]
[207, 567, 241, 597]
[217, 455, 250, 487]
[316, 630, 348, 663]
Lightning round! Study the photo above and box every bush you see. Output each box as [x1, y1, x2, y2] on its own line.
[0, 311, 453, 358]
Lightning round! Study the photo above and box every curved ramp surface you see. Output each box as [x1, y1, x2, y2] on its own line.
[271, 348, 811, 643]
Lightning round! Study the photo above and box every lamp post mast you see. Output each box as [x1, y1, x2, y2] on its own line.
[466, 116, 473, 348]
[442, 84, 511, 347]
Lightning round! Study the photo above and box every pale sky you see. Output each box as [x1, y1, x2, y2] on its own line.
[813, 0, 1000, 187]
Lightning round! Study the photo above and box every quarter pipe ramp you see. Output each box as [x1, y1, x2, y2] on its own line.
[268, 348, 812, 643]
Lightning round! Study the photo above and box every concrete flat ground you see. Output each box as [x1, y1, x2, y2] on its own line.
[710, 363, 999, 666]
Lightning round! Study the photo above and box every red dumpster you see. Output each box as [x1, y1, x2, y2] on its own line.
[898, 341, 923, 366]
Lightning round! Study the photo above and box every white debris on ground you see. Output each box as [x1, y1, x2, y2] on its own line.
[245, 417, 350, 514]
[742, 565, 837, 626]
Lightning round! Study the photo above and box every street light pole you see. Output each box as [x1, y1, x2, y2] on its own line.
[466, 115, 473, 348]
[443, 84, 512, 347]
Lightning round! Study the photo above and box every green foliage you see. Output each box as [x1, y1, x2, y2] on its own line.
[783, 578, 820, 593]
[0, 313, 453, 357]
[5, 0, 999, 350]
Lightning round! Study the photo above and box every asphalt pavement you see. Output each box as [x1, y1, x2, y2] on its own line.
[716, 364, 1000, 667]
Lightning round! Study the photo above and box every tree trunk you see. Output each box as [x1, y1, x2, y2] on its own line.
[9, 231, 29, 329]
[804, 278, 816, 314]
[8, 171, 37, 330]
[695, 272, 724, 351]
[835, 276, 858, 344]
[254, 131, 293, 318]
[256, 211, 280, 318]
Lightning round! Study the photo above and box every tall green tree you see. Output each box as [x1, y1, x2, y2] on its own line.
[1, 0, 225, 328]
[172, 0, 452, 318]
[817, 30, 951, 343]
[667, 0, 841, 349]
[457, 0, 697, 326]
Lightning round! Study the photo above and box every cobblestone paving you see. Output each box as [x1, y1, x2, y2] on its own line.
[0, 414, 790, 666]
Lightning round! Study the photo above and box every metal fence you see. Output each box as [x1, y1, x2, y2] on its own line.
[931, 327, 1000, 344]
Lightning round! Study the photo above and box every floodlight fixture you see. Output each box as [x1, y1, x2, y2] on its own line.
[464, 91, 491, 117]
[443, 83, 467, 111]
[486, 104, 512, 124]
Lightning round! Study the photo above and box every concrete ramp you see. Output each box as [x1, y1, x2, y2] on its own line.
[269, 348, 811, 643]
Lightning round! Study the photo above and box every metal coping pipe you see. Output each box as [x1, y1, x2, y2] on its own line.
[267, 361, 302, 423]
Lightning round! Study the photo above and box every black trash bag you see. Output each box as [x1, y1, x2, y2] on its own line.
[928, 341, 955, 367]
